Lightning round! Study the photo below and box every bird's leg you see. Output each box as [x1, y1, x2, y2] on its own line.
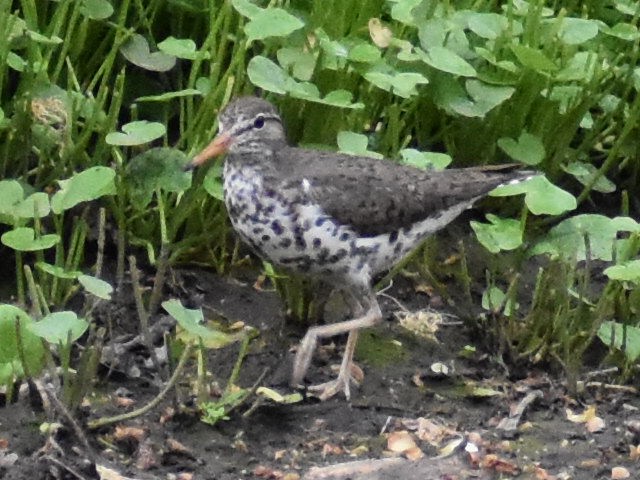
[291, 292, 382, 400]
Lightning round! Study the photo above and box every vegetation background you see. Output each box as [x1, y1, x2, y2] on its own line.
[1, 0, 640, 444]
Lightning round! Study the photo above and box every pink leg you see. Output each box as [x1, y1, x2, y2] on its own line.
[291, 295, 382, 400]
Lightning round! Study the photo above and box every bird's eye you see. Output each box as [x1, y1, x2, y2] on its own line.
[253, 116, 265, 129]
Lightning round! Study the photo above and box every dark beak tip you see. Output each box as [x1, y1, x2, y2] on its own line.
[183, 162, 195, 172]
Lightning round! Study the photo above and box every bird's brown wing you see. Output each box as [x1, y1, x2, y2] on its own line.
[275, 148, 525, 236]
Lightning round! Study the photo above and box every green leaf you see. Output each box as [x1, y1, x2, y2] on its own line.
[162, 299, 239, 349]
[437, 78, 514, 118]
[421, 46, 476, 77]
[7, 52, 26, 72]
[126, 148, 191, 207]
[80, 0, 114, 20]
[557, 18, 599, 45]
[120, 34, 176, 72]
[13, 192, 51, 219]
[482, 286, 505, 311]
[530, 214, 640, 261]
[277, 47, 317, 81]
[400, 149, 451, 170]
[467, 12, 509, 39]
[562, 162, 616, 194]
[317, 90, 364, 109]
[497, 131, 545, 165]
[51, 166, 116, 214]
[247, 56, 287, 94]
[79, 275, 113, 300]
[348, 43, 381, 63]
[511, 44, 557, 72]
[203, 163, 224, 201]
[337, 131, 383, 159]
[231, 0, 263, 19]
[106, 120, 166, 146]
[36, 262, 82, 279]
[244, 8, 304, 43]
[0, 305, 45, 379]
[158, 36, 207, 60]
[491, 176, 576, 216]
[256, 387, 303, 404]
[557, 51, 598, 82]
[471, 214, 523, 253]
[604, 260, 640, 283]
[602, 22, 640, 41]
[0, 180, 24, 217]
[27, 312, 89, 345]
[1, 228, 60, 251]
[364, 69, 429, 98]
[598, 321, 640, 362]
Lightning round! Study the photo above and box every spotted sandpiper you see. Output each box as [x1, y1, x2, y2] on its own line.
[190, 96, 532, 400]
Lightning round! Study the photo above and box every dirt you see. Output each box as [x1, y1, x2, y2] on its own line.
[1, 227, 639, 480]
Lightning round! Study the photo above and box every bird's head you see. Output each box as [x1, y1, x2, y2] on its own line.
[188, 97, 285, 169]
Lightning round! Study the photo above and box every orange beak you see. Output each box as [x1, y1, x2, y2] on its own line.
[188, 132, 232, 169]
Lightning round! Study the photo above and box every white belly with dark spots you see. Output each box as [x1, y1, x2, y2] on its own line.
[223, 164, 479, 289]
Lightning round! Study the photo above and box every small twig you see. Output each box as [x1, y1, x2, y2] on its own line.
[23, 265, 43, 318]
[129, 255, 164, 380]
[496, 390, 543, 431]
[43, 385, 96, 462]
[584, 367, 619, 378]
[43, 455, 90, 480]
[379, 415, 393, 435]
[240, 367, 272, 418]
[87, 342, 193, 429]
[95, 207, 106, 279]
[147, 242, 171, 318]
[583, 382, 637, 393]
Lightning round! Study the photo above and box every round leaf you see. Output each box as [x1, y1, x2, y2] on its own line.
[244, 8, 304, 43]
[421, 46, 476, 77]
[0, 304, 45, 377]
[497, 132, 545, 165]
[126, 148, 191, 207]
[51, 166, 116, 214]
[80, 0, 113, 19]
[27, 311, 89, 345]
[158, 37, 207, 60]
[120, 34, 176, 72]
[79, 275, 113, 300]
[247, 56, 287, 94]
[1, 228, 60, 251]
[471, 214, 523, 253]
[106, 120, 166, 146]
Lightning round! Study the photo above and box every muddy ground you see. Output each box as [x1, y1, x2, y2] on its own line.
[1, 225, 639, 480]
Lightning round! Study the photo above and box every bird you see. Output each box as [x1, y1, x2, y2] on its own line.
[189, 96, 533, 400]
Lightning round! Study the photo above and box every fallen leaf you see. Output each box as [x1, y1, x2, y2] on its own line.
[322, 443, 343, 457]
[387, 431, 417, 453]
[368, 18, 392, 48]
[135, 438, 159, 470]
[566, 404, 597, 423]
[114, 396, 135, 408]
[587, 416, 606, 433]
[611, 466, 630, 479]
[579, 459, 601, 468]
[439, 437, 465, 458]
[166, 437, 192, 455]
[113, 425, 146, 442]
[481, 453, 520, 475]
[405, 445, 425, 461]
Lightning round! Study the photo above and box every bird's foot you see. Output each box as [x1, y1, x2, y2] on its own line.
[307, 363, 364, 401]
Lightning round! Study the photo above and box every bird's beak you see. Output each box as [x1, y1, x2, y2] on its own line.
[186, 132, 232, 170]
